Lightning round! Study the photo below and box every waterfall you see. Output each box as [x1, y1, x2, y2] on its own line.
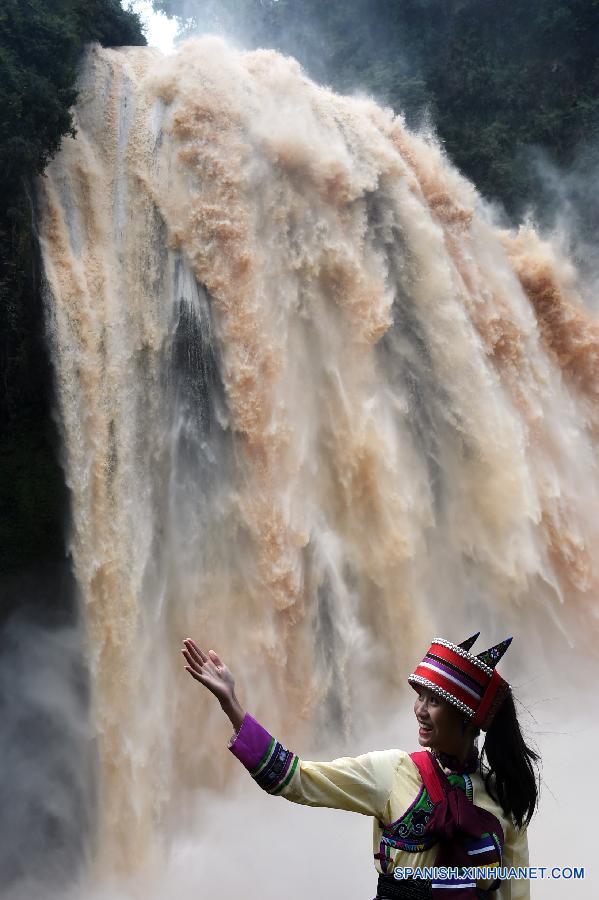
[35, 37, 597, 898]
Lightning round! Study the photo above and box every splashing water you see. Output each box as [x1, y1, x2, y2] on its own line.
[33, 37, 598, 898]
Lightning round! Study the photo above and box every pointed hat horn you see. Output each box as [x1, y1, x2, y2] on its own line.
[476, 636, 513, 669]
[458, 632, 480, 652]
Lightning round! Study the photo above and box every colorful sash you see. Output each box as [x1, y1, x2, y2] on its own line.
[409, 751, 503, 898]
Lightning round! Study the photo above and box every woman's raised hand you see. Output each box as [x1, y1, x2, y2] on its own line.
[182, 638, 246, 731]
[182, 638, 236, 706]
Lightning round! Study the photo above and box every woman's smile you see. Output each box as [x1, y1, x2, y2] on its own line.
[418, 721, 433, 738]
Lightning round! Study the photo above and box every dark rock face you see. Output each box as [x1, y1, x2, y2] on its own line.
[0, 193, 71, 607]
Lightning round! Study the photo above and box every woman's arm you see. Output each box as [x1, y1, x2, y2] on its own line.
[181, 638, 401, 820]
[499, 822, 530, 900]
[228, 710, 400, 817]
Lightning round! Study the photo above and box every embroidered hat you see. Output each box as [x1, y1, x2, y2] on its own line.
[408, 632, 512, 731]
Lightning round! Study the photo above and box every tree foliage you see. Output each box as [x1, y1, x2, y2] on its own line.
[0, 0, 145, 210]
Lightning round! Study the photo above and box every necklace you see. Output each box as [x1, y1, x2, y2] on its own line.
[431, 745, 479, 774]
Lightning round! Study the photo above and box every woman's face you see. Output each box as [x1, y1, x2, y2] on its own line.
[413, 685, 467, 755]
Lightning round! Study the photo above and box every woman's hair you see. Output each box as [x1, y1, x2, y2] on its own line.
[478, 692, 540, 829]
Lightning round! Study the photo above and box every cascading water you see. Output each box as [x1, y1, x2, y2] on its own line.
[33, 37, 598, 899]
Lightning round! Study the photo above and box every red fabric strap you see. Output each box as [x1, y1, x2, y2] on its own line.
[409, 750, 448, 804]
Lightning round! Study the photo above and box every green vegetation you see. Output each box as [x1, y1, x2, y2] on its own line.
[0, 1, 145, 580]
[1, 1, 145, 210]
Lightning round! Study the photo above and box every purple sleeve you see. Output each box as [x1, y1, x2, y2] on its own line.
[228, 712, 299, 795]
[228, 712, 275, 772]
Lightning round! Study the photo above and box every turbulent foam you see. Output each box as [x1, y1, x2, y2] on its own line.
[36, 37, 598, 889]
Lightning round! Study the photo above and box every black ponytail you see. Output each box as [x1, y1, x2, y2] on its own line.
[479, 692, 540, 829]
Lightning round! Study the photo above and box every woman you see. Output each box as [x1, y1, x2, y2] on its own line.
[181, 631, 539, 899]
